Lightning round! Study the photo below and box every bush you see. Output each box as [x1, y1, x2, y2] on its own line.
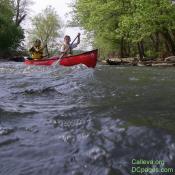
[0, 0, 24, 55]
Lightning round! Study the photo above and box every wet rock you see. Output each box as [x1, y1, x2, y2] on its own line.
[106, 57, 138, 66]
[165, 56, 175, 62]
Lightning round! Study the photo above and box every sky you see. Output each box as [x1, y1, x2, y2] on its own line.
[24, 0, 88, 50]
[31, 0, 71, 19]
[30, 0, 78, 36]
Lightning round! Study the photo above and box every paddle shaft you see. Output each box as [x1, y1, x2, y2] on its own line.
[52, 34, 79, 66]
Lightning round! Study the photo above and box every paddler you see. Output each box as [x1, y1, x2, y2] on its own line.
[60, 33, 81, 56]
[29, 39, 46, 60]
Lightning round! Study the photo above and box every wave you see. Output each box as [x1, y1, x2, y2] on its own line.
[0, 137, 19, 147]
[22, 87, 63, 96]
[0, 107, 36, 117]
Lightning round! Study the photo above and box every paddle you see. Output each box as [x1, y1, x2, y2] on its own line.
[52, 33, 80, 66]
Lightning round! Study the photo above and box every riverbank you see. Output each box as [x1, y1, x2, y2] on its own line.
[0, 56, 25, 62]
[102, 56, 175, 67]
[0, 50, 28, 62]
[1, 54, 175, 67]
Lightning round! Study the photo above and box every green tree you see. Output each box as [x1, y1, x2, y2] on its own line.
[28, 6, 63, 56]
[72, 0, 175, 59]
[72, 0, 132, 57]
[0, 0, 24, 54]
[116, 0, 175, 58]
[12, 0, 33, 26]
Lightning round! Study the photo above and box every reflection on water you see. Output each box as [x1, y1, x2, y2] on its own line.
[0, 62, 175, 175]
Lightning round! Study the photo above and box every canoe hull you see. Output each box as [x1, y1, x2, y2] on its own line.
[24, 50, 98, 68]
[24, 57, 58, 66]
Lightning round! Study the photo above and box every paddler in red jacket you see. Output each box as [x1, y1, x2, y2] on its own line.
[60, 33, 81, 56]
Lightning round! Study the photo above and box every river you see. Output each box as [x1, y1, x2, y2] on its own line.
[0, 62, 175, 175]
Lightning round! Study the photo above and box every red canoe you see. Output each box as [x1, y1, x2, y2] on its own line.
[24, 49, 98, 68]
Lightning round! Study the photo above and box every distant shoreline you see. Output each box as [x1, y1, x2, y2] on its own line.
[100, 56, 175, 67]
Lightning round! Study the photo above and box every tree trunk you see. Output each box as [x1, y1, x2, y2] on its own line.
[120, 38, 124, 58]
[150, 32, 160, 53]
[15, 0, 27, 26]
[15, 0, 20, 25]
[171, 30, 175, 41]
[161, 29, 175, 55]
[119, 38, 129, 57]
[137, 41, 145, 60]
[126, 42, 131, 57]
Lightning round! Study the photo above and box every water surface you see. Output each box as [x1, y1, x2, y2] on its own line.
[0, 62, 175, 175]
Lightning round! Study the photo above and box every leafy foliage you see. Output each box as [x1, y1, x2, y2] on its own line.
[72, 0, 175, 59]
[0, 0, 24, 53]
[28, 6, 63, 56]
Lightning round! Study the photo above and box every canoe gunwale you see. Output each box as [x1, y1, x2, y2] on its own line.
[24, 49, 98, 68]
